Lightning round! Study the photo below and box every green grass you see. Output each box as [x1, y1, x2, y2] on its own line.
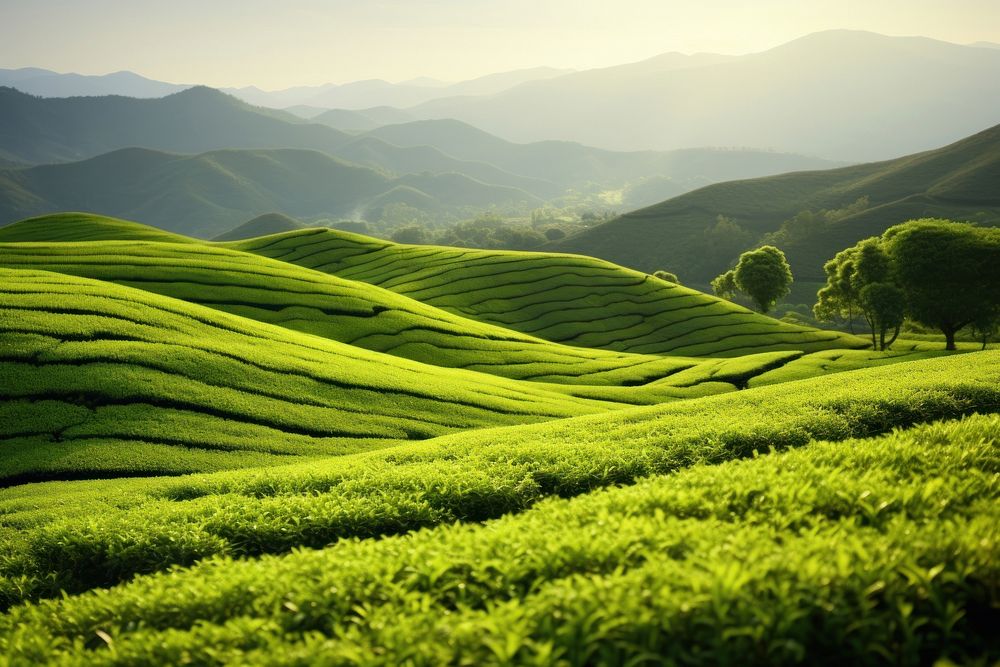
[229, 228, 865, 357]
[2, 413, 997, 664]
[1, 350, 995, 609]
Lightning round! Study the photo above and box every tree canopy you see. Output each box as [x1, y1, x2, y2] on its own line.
[815, 219, 1000, 350]
[731, 246, 793, 314]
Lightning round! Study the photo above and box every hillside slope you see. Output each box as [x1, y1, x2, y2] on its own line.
[0, 232, 725, 387]
[552, 122, 1000, 282]
[232, 228, 864, 356]
[0, 267, 634, 484]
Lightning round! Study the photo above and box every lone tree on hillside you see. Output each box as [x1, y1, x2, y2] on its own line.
[712, 246, 793, 314]
[884, 219, 1000, 350]
[652, 270, 680, 284]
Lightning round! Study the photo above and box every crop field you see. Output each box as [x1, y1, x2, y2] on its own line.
[0, 239, 724, 385]
[230, 228, 866, 356]
[1, 213, 997, 664]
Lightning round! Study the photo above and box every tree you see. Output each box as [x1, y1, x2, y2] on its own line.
[711, 270, 738, 300]
[391, 225, 427, 244]
[970, 307, 999, 351]
[884, 219, 1000, 350]
[653, 270, 680, 284]
[815, 237, 906, 350]
[543, 227, 566, 241]
[732, 245, 793, 313]
[813, 247, 861, 333]
[859, 282, 905, 350]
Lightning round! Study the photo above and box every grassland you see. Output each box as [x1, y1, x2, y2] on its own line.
[231, 228, 864, 356]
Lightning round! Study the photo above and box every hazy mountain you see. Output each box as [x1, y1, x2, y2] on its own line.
[0, 68, 190, 98]
[409, 31, 1000, 162]
[361, 118, 842, 190]
[310, 106, 415, 132]
[0, 147, 541, 236]
[333, 136, 562, 197]
[225, 66, 575, 109]
[0, 86, 839, 201]
[550, 122, 1000, 283]
[0, 86, 353, 163]
[213, 212, 306, 241]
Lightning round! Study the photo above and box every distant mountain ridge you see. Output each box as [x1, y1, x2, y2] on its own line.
[0, 85, 840, 208]
[407, 30, 1000, 162]
[0, 67, 190, 98]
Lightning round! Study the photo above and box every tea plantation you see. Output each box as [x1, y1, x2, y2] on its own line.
[0, 213, 996, 665]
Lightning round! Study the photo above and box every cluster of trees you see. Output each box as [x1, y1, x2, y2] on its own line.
[815, 219, 999, 350]
[711, 245, 794, 314]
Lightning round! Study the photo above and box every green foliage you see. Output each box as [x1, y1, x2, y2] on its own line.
[390, 224, 427, 244]
[818, 219, 1000, 350]
[1, 414, 998, 664]
[884, 219, 1000, 350]
[652, 269, 679, 284]
[0, 350, 995, 607]
[731, 245, 793, 313]
[711, 269, 738, 299]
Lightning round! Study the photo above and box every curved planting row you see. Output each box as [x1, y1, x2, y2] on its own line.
[2, 414, 997, 663]
[1, 350, 996, 608]
[0, 268, 626, 485]
[0, 239, 714, 386]
[231, 228, 865, 356]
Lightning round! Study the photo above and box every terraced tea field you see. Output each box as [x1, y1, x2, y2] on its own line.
[230, 228, 864, 356]
[1, 212, 996, 665]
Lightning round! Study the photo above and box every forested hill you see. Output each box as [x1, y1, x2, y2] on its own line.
[550, 121, 1000, 283]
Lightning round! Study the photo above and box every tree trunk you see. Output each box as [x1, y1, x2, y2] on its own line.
[943, 327, 957, 351]
[886, 324, 901, 349]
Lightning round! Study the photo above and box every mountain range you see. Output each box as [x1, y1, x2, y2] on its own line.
[408, 31, 1000, 161]
[0, 147, 542, 237]
[4, 31, 998, 165]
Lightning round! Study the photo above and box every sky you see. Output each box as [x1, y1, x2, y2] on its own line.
[2, 0, 999, 89]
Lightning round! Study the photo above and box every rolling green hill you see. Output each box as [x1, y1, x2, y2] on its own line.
[0, 212, 195, 243]
[0, 267, 640, 485]
[2, 208, 996, 662]
[552, 122, 1000, 282]
[0, 148, 540, 237]
[1, 351, 995, 611]
[0, 235, 730, 388]
[231, 228, 864, 356]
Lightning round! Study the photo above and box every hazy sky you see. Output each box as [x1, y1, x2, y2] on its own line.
[2, 0, 998, 88]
